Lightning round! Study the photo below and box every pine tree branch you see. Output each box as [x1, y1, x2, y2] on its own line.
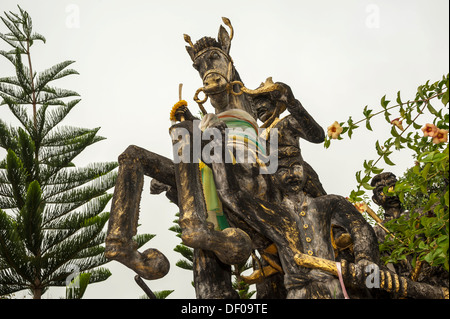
[41, 163, 117, 200]
[35, 61, 78, 92]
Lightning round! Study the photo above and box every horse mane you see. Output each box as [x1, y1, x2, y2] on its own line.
[193, 36, 222, 55]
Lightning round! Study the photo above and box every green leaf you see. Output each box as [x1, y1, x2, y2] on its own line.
[366, 118, 373, 131]
[355, 171, 362, 183]
[426, 102, 439, 116]
[390, 125, 400, 137]
[375, 140, 384, 156]
[362, 182, 375, 191]
[442, 90, 449, 106]
[383, 154, 395, 166]
[154, 290, 175, 299]
[396, 91, 403, 105]
[444, 190, 449, 207]
[420, 152, 435, 163]
[421, 162, 431, 179]
[417, 85, 427, 100]
[363, 105, 372, 117]
[372, 166, 384, 174]
[412, 121, 422, 130]
[381, 95, 390, 108]
[384, 110, 391, 123]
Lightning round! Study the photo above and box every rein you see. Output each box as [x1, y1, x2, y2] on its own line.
[193, 48, 243, 115]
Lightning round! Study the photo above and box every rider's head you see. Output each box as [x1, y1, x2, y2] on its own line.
[252, 86, 286, 127]
[254, 94, 276, 123]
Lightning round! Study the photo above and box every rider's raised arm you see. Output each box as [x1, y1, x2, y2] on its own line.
[275, 82, 325, 144]
[286, 100, 325, 144]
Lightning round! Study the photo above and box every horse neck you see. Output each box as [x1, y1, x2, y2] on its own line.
[211, 70, 256, 119]
[227, 93, 254, 116]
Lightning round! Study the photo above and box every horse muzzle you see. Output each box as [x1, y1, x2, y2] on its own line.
[202, 71, 229, 95]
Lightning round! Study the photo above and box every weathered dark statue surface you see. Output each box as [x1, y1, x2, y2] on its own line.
[105, 18, 449, 299]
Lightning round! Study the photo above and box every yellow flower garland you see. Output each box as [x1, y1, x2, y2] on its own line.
[170, 100, 188, 121]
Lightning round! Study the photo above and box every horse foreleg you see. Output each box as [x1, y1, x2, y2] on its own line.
[105, 145, 172, 280]
[170, 121, 252, 265]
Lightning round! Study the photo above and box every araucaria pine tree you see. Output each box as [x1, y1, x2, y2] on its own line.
[0, 7, 118, 299]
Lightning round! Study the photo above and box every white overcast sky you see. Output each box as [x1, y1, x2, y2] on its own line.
[0, 0, 448, 299]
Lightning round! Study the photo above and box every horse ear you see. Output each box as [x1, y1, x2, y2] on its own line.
[186, 45, 195, 61]
[218, 25, 231, 54]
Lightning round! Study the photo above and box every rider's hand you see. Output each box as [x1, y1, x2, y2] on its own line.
[175, 105, 195, 121]
[273, 82, 295, 105]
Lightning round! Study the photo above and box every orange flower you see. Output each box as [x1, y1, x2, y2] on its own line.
[327, 121, 343, 139]
[432, 129, 448, 144]
[421, 123, 438, 137]
[391, 118, 404, 131]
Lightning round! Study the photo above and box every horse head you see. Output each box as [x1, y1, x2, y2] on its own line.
[184, 18, 255, 117]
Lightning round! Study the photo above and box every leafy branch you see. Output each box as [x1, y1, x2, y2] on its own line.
[324, 74, 449, 273]
[325, 74, 449, 202]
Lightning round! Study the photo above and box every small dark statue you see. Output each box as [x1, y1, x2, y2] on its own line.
[105, 18, 448, 299]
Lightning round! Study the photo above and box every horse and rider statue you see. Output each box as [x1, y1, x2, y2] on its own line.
[104, 17, 449, 299]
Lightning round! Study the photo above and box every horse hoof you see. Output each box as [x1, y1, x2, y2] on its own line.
[135, 248, 170, 280]
[105, 239, 169, 280]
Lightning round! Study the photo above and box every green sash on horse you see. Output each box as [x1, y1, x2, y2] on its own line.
[199, 109, 265, 230]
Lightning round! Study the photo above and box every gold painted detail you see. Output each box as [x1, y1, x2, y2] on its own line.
[386, 271, 392, 292]
[442, 287, 449, 299]
[263, 243, 278, 255]
[394, 274, 400, 293]
[241, 265, 279, 285]
[401, 277, 408, 298]
[294, 253, 338, 277]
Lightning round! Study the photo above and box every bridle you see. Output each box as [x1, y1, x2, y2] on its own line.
[192, 47, 285, 125]
[193, 47, 247, 114]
